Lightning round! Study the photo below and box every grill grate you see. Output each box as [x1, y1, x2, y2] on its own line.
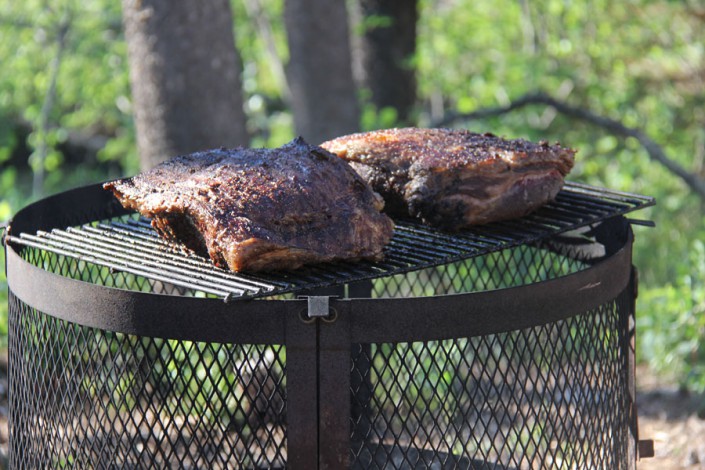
[7, 182, 653, 301]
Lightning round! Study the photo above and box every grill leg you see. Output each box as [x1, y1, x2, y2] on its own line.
[285, 304, 319, 469]
[348, 281, 373, 460]
[318, 300, 352, 469]
[297, 284, 354, 469]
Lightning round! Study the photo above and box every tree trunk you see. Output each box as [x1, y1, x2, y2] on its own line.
[284, 0, 360, 144]
[121, 0, 249, 169]
[351, 0, 418, 125]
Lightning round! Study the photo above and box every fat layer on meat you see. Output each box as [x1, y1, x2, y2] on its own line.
[104, 138, 395, 272]
[320, 127, 576, 230]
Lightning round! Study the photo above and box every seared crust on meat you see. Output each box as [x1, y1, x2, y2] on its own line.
[321, 127, 576, 229]
[104, 138, 394, 272]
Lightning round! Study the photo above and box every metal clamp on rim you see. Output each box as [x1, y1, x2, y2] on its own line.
[299, 296, 338, 324]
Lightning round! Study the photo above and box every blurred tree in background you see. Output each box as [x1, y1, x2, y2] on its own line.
[1, 0, 704, 390]
[121, 0, 249, 169]
[350, 0, 418, 126]
[284, 0, 360, 143]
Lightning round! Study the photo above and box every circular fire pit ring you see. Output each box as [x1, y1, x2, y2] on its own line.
[4, 182, 651, 469]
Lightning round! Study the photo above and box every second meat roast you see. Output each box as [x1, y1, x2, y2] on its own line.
[321, 127, 576, 230]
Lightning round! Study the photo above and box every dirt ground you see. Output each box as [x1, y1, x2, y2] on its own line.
[636, 365, 705, 470]
[0, 356, 701, 469]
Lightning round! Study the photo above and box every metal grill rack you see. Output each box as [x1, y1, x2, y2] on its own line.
[7, 181, 654, 300]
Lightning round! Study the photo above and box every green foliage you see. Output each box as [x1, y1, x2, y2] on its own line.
[640, 238, 705, 392]
[414, 0, 705, 388]
[0, 0, 136, 186]
[1, 0, 704, 388]
[230, 0, 295, 147]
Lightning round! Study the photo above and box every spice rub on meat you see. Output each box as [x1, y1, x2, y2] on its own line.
[320, 127, 576, 230]
[103, 138, 395, 272]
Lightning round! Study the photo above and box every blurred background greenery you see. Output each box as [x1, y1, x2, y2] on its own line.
[0, 0, 703, 391]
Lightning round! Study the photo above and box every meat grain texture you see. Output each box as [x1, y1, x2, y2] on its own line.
[104, 138, 394, 272]
[321, 127, 576, 230]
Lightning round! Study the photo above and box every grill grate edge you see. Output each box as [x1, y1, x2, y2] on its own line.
[7, 182, 654, 301]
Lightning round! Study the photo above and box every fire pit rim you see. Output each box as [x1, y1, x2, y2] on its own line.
[5, 218, 633, 344]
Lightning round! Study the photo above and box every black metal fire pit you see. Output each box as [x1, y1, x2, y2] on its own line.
[4, 181, 653, 469]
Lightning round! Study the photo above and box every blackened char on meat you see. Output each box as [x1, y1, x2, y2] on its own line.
[103, 138, 395, 272]
[320, 127, 576, 230]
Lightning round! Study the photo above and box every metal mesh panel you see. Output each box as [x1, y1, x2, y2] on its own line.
[370, 242, 588, 298]
[8, 293, 287, 469]
[350, 302, 631, 470]
[349, 239, 632, 469]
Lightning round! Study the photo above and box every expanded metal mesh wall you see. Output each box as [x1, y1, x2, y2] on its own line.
[350, 242, 632, 469]
[8, 295, 287, 469]
[350, 302, 631, 469]
[8, 235, 634, 469]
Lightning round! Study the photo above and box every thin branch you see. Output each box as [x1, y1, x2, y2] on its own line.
[242, 0, 291, 104]
[0, 15, 35, 29]
[32, 18, 70, 198]
[433, 91, 705, 201]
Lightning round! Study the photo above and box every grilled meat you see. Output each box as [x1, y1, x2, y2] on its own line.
[104, 138, 394, 272]
[320, 127, 576, 230]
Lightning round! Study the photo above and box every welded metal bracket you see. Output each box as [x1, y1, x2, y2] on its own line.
[638, 440, 655, 459]
[299, 295, 338, 323]
[303, 296, 337, 323]
[308, 296, 329, 318]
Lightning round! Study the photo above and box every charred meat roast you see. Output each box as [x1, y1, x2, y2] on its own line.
[104, 138, 394, 272]
[321, 127, 576, 230]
